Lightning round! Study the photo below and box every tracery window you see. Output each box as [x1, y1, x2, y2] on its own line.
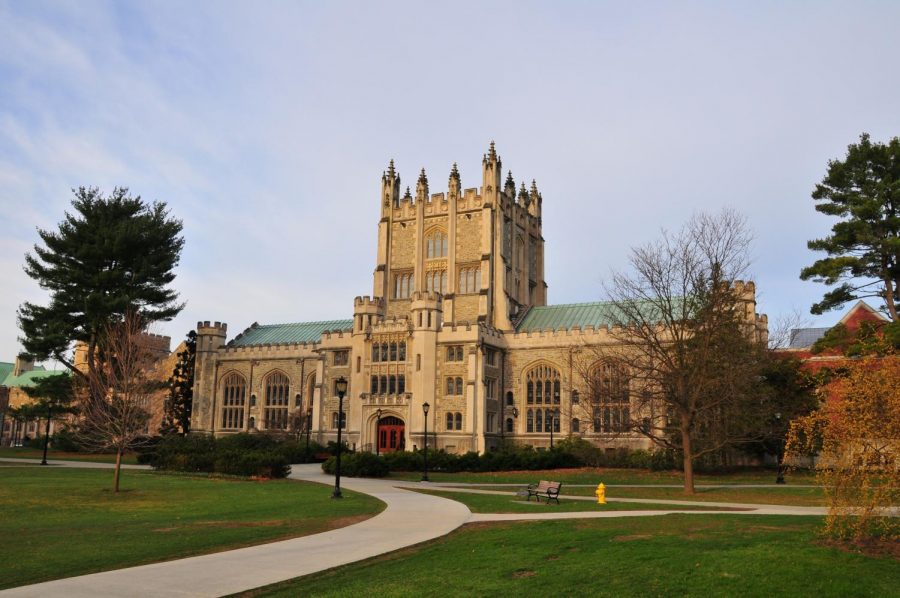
[525, 364, 561, 405]
[332, 411, 346, 429]
[221, 372, 246, 429]
[426, 230, 448, 259]
[591, 362, 631, 433]
[264, 371, 290, 430]
[369, 374, 405, 395]
[425, 270, 447, 294]
[393, 272, 414, 299]
[458, 266, 481, 294]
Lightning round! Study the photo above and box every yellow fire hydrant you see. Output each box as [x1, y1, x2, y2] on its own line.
[595, 482, 606, 505]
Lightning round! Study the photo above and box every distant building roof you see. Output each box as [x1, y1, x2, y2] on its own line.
[229, 319, 353, 347]
[787, 327, 830, 349]
[1, 368, 65, 389]
[516, 301, 620, 332]
[0, 362, 13, 384]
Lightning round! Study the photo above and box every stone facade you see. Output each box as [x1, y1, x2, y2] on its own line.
[190, 143, 768, 454]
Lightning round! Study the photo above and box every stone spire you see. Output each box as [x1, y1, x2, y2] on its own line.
[504, 170, 515, 197]
[381, 159, 400, 210]
[449, 162, 461, 195]
[518, 181, 530, 206]
[416, 168, 429, 202]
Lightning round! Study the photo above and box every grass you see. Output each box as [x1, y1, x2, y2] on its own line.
[452, 484, 827, 507]
[239, 515, 899, 597]
[563, 485, 826, 506]
[413, 488, 740, 513]
[0, 466, 384, 590]
[0, 446, 139, 464]
[388, 467, 817, 486]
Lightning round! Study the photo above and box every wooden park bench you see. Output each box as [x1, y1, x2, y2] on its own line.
[526, 480, 562, 504]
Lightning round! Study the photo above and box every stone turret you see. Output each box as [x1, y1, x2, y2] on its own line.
[353, 296, 385, 334]
[191, 321, 228, 434]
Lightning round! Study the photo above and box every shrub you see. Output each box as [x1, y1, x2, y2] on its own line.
[215, 449, 290, 478]
[280, 440, 327, 463]
[49, 428, 83, 452]
[321, 452, 389, 478]
[152, 434, 216, 472]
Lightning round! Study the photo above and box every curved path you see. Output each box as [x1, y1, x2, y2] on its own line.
[0, 460, 829, 597]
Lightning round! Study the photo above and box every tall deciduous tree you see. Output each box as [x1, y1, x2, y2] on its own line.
[22, 372, 76, 465]
[77, 312, 163, 492]
[594, 210, 771, 494]
[800, 133, 900, 320]
[159, 330, 196, 436]
[18, 187, 184, 391]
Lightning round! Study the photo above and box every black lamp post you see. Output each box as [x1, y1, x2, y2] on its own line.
[332, 377, 348, 499]
[774, 412, 785, 484]
[305, 407, 312, 453]
[549, 408, 559, 449]
[375, 408, 383, 456]
[421, 402, 430, 482]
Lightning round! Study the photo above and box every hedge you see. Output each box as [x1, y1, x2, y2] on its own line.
[141, 433, 329, 479]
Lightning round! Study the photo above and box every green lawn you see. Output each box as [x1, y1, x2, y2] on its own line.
[0, 467, 384, 589]
[568, 485, 826, 506]
[240, 515, 899, 597]
[0, 446, 139, 464]
[388, 467, 816, 486]
[452, 484, 826, 507]
[413, 489, 740, 513]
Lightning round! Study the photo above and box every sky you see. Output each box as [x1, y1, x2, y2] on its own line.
[1, 0, 899, 362]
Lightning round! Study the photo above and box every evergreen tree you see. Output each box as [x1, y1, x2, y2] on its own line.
[160, 330, 196, 436]
[18, 187, 185, 388]
[22, 372, 77, 464]
[800, 133, 900, 320]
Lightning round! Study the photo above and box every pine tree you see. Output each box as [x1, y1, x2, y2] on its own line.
[160, 330, 196, 436]
[18, 187, 184, 388]
[800, 133, 900, 320]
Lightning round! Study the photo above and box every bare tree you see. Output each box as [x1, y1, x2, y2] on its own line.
[584, 209, 771, 494]
[75, 312, 163, 492]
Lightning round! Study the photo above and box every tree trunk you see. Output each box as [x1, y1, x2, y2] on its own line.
[680, 423, 695, 495]
[41, 407, 52, 465]
[113, 449, 122, 493]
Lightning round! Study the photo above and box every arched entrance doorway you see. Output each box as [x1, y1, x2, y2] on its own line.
[378, 416, 405, 453]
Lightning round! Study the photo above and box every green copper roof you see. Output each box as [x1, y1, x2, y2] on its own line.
[516, 301, 621, 332]
[229, 320, 353, 347]
[1, 368, 66, 389]
[0, 362, 13, 384]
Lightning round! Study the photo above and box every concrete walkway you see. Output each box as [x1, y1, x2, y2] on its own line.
[0, 459, 835, 597]
[1, 463, 471, 598]
[0, 457, 150, 470]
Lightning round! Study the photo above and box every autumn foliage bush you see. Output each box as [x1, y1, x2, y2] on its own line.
[786, 355, 900, 540]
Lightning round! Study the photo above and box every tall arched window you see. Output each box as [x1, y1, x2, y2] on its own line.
[264, 372, 290, 430]
[526, 363, 560, 410]
[221, 372, 247, 429]
[455, 412, 462, 430]
[394, 272, 414, 299]
[591, 362, 631, 433]
[506, 417, 514, 433]
[526, 409, 534, 432]
[535, 409, 543, 432]
[426, 230, 448, 258]
[571, 418, 580, 433]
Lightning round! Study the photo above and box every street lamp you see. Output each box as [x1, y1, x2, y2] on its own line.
[774, 412, 785, 484]
[549, 408, 560, 449]
[332, 377, 348, 499]
[375, 408, 383, 456]
[305, 407, 313, 453]
[421, 402, 430, 482]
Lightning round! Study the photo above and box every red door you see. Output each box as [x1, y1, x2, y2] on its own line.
[378, 416, 405, 453]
